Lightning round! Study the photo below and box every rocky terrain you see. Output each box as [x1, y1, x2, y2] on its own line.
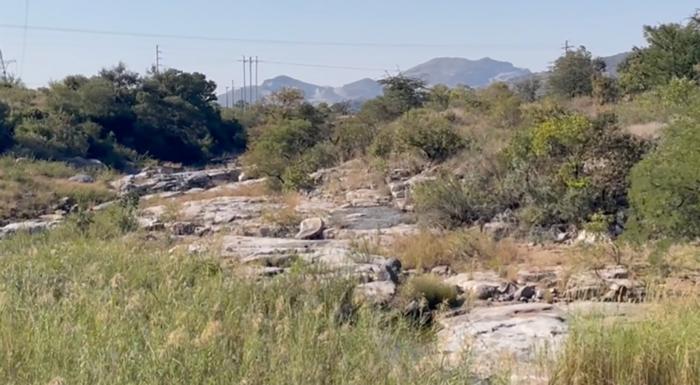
[4, 160, 695, 384]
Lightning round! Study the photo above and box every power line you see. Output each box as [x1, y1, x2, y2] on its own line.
[260, 59, 391, 72]
[19, 0, 29, 77]
[0, 23, 550, 49]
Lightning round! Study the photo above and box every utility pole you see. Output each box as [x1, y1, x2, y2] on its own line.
[231, 80, 235, 105]
[562, 40, 572, 53]
[248, 56, 253, 104]
[155, 44, 163, 74]
[0, 49, 16, 83]
[225, 86, 230, 108]
[255, 56, 259, 103]
[241, 56, 247, 105]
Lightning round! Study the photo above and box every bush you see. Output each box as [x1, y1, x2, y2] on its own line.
[395, 109, 466, 162]
[626, 114, 700, 240]
[400, 275, 459, 310]
[504, 113, 647, 230]
[413, 172, 509, 229]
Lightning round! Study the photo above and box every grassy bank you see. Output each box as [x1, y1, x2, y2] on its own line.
[0, 215, 472, 385]
[551, 298, 700, 385]
[0, 157, 116, 224]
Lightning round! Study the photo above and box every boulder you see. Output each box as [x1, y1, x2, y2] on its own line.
[0, 220, 59, 238]
[68, 174, 95, 183]
[295, 217, 325, 240]
[354, 281, 396, 306]
[514, 285, 537, 301]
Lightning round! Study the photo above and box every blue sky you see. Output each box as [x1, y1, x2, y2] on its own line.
[1, 0, 697, 91]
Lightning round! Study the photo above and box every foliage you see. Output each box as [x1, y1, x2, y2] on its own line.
[412, 173, 508, 229]
[505, 112, 648, 229]
[626, 113, 700, 240]
[514, 77, 541, 103]
[548, 46, 601, 98]
[619, 17, 700, 94]
[394, 109, 466, 162]
[359, 75, 427, 123]
[243, 118, 336, 191]
[0, 64, 245, 167]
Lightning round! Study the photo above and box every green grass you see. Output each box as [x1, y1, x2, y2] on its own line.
[551, 299, 700, 385]
[0, 212, 474, 385]
[0, 156, 117, 224]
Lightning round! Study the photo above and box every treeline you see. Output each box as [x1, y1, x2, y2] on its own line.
[237, 11, 700, 241]
[0, 65, 245, 168]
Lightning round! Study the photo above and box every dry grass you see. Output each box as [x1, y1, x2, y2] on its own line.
[625, 121, 666, 140]
[389, 228, 519, 272]
[552, 297, 700, 385]
[399, 274, 460, 310]
[0, 214, 474, 385]
[260, 192, 302, 230]
[0, 157, 117, 224]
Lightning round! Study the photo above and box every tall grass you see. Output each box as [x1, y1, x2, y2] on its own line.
[0, 213, 473, 385]
[0, 157, 116, 223]
[551, 299, 700, 385]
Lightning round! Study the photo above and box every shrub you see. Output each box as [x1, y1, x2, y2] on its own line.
[504, 113, 647, 230]
[400, 275, 459, 310]
[626, 114, 700, 240]
[390, 229, 519, 271]
[412, 173, 508, 229]
[395, 109, 466, 162]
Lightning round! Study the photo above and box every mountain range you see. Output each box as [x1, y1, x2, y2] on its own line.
[217, 54, 628, 106]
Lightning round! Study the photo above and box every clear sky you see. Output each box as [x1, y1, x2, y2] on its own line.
[0, 0, 697, 91]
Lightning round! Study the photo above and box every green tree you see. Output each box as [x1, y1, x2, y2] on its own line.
[548, 46, 599, 98]
[627, 115, 700, 239]
[619, 18, 700, 94]
[359, 74, 427, 122]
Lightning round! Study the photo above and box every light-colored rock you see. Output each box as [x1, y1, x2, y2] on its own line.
[68, 173, 95, 183]
[354, 281, 396, 306]
[0, 220, 60, 238]
[438, 303, 568, 367]
[295, 217, 325, 240]
[444, 272, 505, 300]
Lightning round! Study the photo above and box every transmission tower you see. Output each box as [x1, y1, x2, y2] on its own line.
[0, 49, 16, 83]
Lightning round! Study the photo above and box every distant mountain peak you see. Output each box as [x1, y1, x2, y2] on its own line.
[218, 56, 535, 106]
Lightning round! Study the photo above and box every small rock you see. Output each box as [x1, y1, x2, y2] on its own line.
[171, 222, 197, 236]
[68, 173, 95, 183]
[295, 217, 325, 240]
[514, 285, 537, 301]
[377, 258, 402, 283]
[431, 265, 451, 276]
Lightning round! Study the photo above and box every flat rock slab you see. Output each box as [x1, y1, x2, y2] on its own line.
[437, 301, 648, 382]
[221, 235, 357, 267]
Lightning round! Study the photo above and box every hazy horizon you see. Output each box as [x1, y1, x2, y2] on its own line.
[1, 0, 697, 91]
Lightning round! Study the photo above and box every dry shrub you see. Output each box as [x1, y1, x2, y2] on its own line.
[399, 274, 459, 309]
[390, 229, 519, 272]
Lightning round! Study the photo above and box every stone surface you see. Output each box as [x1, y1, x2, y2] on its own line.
[68, 173, 95, 183]
[0, 220, 60, 238]
[354, 281, 397, 306]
